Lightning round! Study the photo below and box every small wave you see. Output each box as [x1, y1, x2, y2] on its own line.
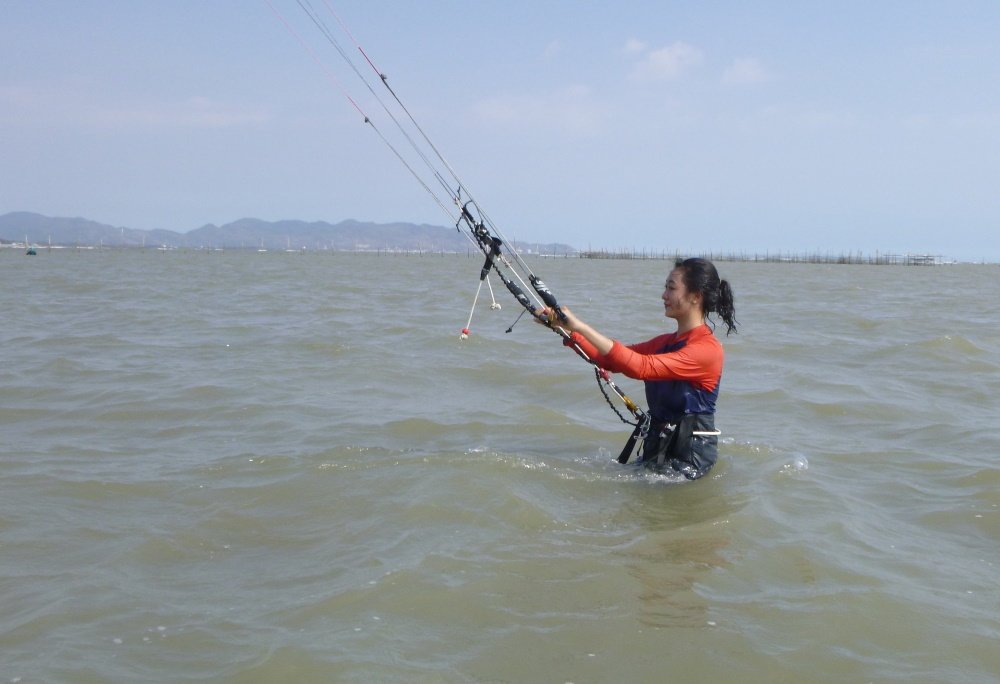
[780, 455, 810, 475]
[872, 334, 994, 369]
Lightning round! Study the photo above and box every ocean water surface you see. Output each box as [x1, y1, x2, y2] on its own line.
[2, 249, 998, 682]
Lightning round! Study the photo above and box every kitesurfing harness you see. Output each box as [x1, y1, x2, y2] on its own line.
[268, 0, 651, 462]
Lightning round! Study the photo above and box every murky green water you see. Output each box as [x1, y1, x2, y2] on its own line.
[2, 249, 998, 682]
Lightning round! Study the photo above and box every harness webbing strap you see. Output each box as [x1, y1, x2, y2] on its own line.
[617, 414, 650, 464]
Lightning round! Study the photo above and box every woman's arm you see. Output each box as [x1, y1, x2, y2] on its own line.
[543, 306, 615, 356]
[541, 306, 722, 387]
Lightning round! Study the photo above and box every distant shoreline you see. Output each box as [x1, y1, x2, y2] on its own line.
[577, 249, 958, 266]
[1, 241, 977, 265]
[2, 212, 978, 264]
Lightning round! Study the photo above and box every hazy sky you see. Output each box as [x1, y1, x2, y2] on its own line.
[3, 1, 999, 260]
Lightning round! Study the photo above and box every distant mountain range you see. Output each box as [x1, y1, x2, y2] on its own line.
[0, 212, 576, 254]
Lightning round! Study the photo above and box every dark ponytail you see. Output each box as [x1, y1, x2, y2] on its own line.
[675, 258, 739, 336]
[716, 278, 738, 335]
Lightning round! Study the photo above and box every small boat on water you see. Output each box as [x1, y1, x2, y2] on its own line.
[26, 246, 37, 255]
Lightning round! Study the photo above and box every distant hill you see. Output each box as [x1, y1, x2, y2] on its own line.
[0, 212, 576, 254]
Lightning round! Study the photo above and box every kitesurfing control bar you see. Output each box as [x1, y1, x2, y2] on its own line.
[276, 2, 649, 444]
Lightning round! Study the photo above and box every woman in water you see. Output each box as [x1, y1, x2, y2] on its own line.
[544, 258, 737, 480]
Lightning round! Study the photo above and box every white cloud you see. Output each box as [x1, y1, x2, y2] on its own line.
[471, 85, 607, 135]
[0, 83, 63, 125]
[947, 111, 1000, 132]
[623, 38, 647, 55]
[91, 97, 270, 129]
[757, 104, 860, 131]
[0, 82, 269, 129]
[629, 42, 703, 81]
[901, 113, 934, 132]
[722, 57, 772, 85]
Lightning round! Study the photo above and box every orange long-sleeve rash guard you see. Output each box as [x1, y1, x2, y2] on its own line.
[566, 324, 724, 418]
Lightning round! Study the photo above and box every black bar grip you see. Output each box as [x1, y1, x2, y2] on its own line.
[460, 202, 477, 226]
[530, 276, 565, 321]
[496, 272, 536, 315]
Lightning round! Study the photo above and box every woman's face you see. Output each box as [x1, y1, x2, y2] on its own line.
[662, 268, 701, 320]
